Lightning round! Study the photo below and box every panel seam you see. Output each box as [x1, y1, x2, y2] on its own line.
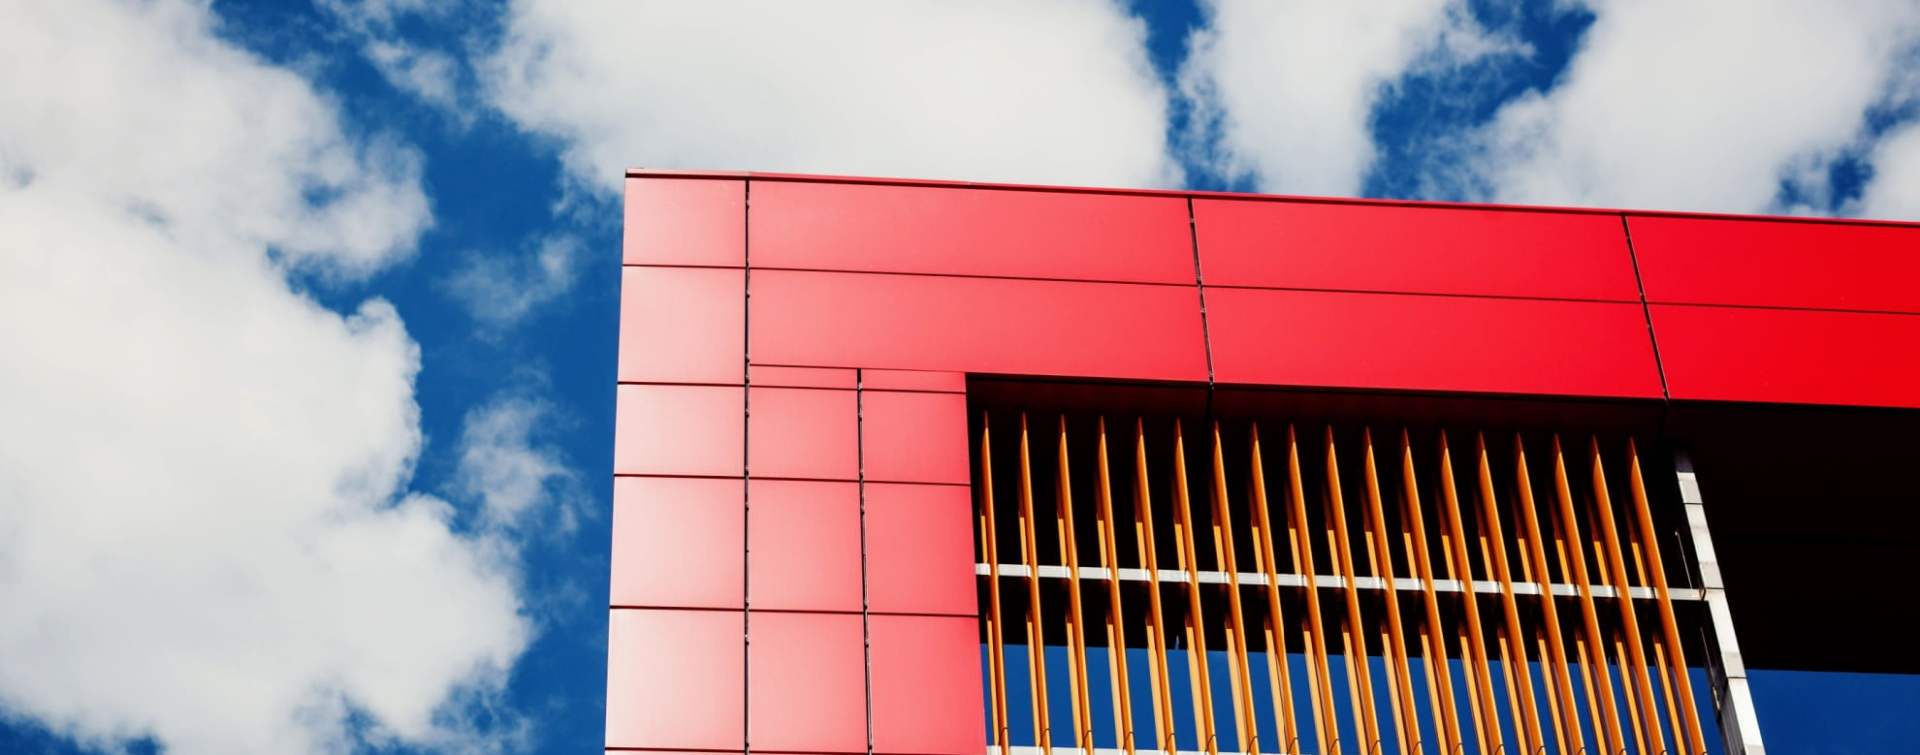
[745, 265, 1195, 288]
[1641, 299, 1920, 318]
[1201, 283, 1642, 305]
[741, 177, 753, 755]
[1621, 213, 1672, 402]
[612, 472, 963, 486]
[1188, 196, 1216, 401]
[856, 370, 875, 754]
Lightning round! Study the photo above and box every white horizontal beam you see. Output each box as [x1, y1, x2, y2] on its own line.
[975, 562, 1704, 601]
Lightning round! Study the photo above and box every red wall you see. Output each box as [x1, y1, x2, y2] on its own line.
[608, 171, 1920, 754]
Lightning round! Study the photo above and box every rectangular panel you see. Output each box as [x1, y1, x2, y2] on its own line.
[862, 390, 969, 484]
[864, 482, 976, 616]
[610, 477, 742, 609]
[751, 180, 1195, 283]
[751, 270, 1208, 382]
[1631, 215, 1920, 312]
[1651, 304, 1920, 408]
[606, 608, 744, 750]
[748, 480, 862, 612]
[604, 751, 737, 755]
[748, 387, 857, 480]
[614, 384, 743, 477]
[862, 368, 966, 393]
[748, 364, 856, 389]
[619, 266, 744, 385]
[1208, 288, 1664, 398]
[624, 176, 745, 267]
[748, 612, 868, 753]
[1196, 198, 1640, 301]
[869, 614, 988, 754]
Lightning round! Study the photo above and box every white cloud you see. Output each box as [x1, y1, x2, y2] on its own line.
[1859, 120, 1920, 220]
[441, 236, 579, 332]
[365, 39, 462, 110]
[451, 393, 582, 532]
[322, 0, 440, 29]
[0, 1, 531, 752]
[1178, 0, 1523, 196]
[322, 0, 468, 113]
[0, 0, 432, 278]
[1469, 0, 1920, 213]
[478, 0, 1179, 194]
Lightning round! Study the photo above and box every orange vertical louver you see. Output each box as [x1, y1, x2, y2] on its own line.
[975, 414, 1717, 755]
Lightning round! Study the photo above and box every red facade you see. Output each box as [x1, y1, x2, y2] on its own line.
[609, 170, 1920, 754]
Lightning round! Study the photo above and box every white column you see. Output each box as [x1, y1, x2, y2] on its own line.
[1675, 451, 1766, 755]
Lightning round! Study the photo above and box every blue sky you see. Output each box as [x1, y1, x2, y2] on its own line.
[1, 1, 1917, 753]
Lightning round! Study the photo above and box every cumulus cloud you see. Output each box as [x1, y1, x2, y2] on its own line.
[478, 0, 1180, 194]
[441, 236, 580, 332]
[365, 39, 463, 110]
[0, 1, 530, 752]
[451, 392, 584, 533]
[1467, 1, 1920, 213]
[0, 0, 432, 278]
[322, 0, 469, 112]
[1866, 65, 1920, 218]
[1179, 0, 1524, 196]
[1859, 119, 1920, 220]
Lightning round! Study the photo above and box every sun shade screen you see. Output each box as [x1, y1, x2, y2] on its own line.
[973, 413, 1713, 755]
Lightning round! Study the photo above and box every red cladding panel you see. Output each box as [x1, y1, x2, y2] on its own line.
[614, 384, 743, 476]
[751, 270, 1208, 382]
[865, 483, 976, 616]
[618, 266, 744, 384]
[624, 177, 745, 267]
[1196, 199, 1640, 301]
[748, 612, 867, 753]
[748, 480, 862, 612]
[869, 614, 987, 754]
[610, 477, 742, 609]
[606, 609, 743, 750]
[1651, 304, 1920, 408]
[863, 390, 970, 484]
[748, 364, 857, 389]
[1208, 289, 1664, 399]
[607, 752, 737, 755]
[752, 180, 1194, 283]
[1630, 215, 1920, 313]
[863, 368, 966, 393]
[604, 752, 736, 755]
[748, 387, 857, 480]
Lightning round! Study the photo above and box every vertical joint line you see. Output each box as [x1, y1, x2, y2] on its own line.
[1620, 214, 1670, 402]
[741, 178, 752, 755]
[1187, 197, 1215, 389]
[1187, 197, 1216, 425]
[857, 371, 874, 754]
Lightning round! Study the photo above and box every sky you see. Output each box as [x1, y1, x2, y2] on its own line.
[0, 0, 1918, 753]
